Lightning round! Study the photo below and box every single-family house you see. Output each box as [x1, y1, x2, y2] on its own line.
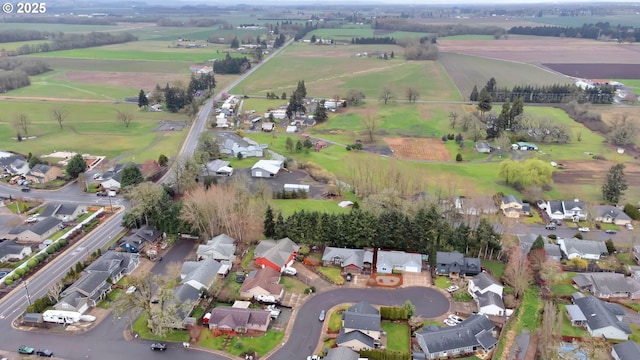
[24, 164, 62, 184]
[261, 122, 276, 132]
[324, 347, 360, 360]
[196, 234, 236, 263]
[6, 217, 62, 243]
[573, 273, 640, 299]
[415, 314, 498, 359]
[55, 251, 140, 314]
[0, 153, 28, 175]
[468, 273, 505, 316]
[567, 293, 631, 340]
[216, 113, 229, 128]
[516, 142, 538, 151]
[435, 251, 481, 277]
[546, 199, 587, 221]
[612, 341, 640, 360]
[0, 240, 32, 262]
[468, 273, 503, 297]
[376, 250, 422, 273]
[500, 195, 525, 218]
[474, 142, 491, 154]
[451, 196, 498, 216]
[220, 137, 264, 158]
[595, 205, 632, 226]
[181, 259, 225, 292]
[251, 160, 284, 178]
[517, 234, 563, 261]
[119, 225, 161, 253]
[239, 267, 284, 301]
[170, 283, 203, 328]
[565, 304, 587, 326]
[202, 159, 233, 177]
[286, 125, 297, 133]
[557, 238, 608, 260]
[321, 247, 373, 273]
[100, 172, 122, 190]
[208, 306, 271, 333]
[254, 237, 299, 273]
[337, 301, 381, 351]
[39, 203, 86, 222]
[264, 109, 287, 120]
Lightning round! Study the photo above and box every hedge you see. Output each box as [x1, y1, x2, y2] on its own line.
[624, 204, 640, 220]
[5, 278, 13, 286]
[12, 272, 20, 280]
[380, 306, 409, 320]
[15, 267, 26, 276]
[58, 239, 67, 247]
[360, 349, 410, 360]
[28, 258, 39, 267]
[46, 246, 56, 254]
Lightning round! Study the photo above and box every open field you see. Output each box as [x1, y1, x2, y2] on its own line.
[384, 137, 450, 161]
[439, 35, 495, 40]
[0, 100, 189, 161]
[615, 79, 640, 89]
[308, 26, 433, 41]
[530, 15, 640, 28]
[411, 16, 541, 29]
[0, 40, 51, 51]
[21, 57, 193, 73]
[231, 42, 460, 101]
[553, 160, 640, 200]
[438, 52, 572, 100]
[543, 63, 640, 79]
[131, 26, 268, 42]
[437, 36, 640, 64]
[26, 44, 235, 62]
[0, 23, 126, 32]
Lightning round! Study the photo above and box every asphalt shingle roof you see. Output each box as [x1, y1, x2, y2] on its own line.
[415, 314, 497, 355]
[613, 341, 640, 360]
[254, 238, 299, 269]
[574, 295, 631, 335]
[321, 247, 373, 269]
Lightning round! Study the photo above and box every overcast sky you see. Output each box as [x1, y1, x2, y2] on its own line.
[189, 0, 640, 3]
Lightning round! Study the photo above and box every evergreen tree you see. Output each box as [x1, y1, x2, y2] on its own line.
[498, 98, 511, 130]
[531, 235, 545, 250]
[264, 206, 276, 238]
[138, 89, 149, 108]
[66, 154, 86, 179]
[274, 212, 286, 239]
[509, 98, 524, 128]
[602, 163, 628, 203]
[485, 77, 497, 96]
[230, 36, 239, 48]
[313, 100, 328, 123]
[285, 137, 294, 152]
[295, 140, 303, 153]
[121, 163, 145, 188]
[469, 85, 479, 102]
[296, 80, 307, 98]
[476, 88, 493, 117]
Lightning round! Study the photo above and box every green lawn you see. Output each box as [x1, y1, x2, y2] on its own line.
[615, 79, 640, 89]
[23, 57, 193, 73]
[328, 307, 346, 332]
[317, 266, 344, 284]
[197, 330, 226, 350]
[530, 15, 640, 28]
[516, 288, 543, 332]
[270, 199, 352, 217]
[434, 276, 451, 289]
[550, 283, 578, 296]
[280, 276, 308, 294]
[241, 247, 255, 270]
[381, 321, 410, 353]
[453, 291, 473, 302]
[481, 260, 506, 279]
[618, 253, 637, 266]
[132, 313, 189, 342]
[521, 210, 543, 225]
[630, 324, 640, 343]
[0, 100, 190, 162]
[558, 271, 578, 282]
[226, 330, 284, 356]
[97, 289, 122, 309]
[559, 304, 589, 337]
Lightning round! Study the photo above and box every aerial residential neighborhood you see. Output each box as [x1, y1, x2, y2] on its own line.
[0, 1, 640, 360]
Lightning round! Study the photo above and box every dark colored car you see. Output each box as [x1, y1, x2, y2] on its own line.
[96, 191, 107, 196]
[150, 343, 167, 351]
[545, 224, 556, 230]
[21, 187, 31, 192]
[36, 349, 54, 357]
[345, 273, 352, 282]
[605, 229, 617, 235]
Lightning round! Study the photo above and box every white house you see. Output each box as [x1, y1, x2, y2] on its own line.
[546, 200, 587, 221]
[180, 259, 225, 291]
[265, 109, 287, 120]
[468, 273, 503, 297]
[376, 250, 422, 273]
[216, 113, 229, 128]
[569, 294, 632, 340]
[468, 273, 505, 316]
[251, 160, 283, 178]
[558, 238, 608, 260]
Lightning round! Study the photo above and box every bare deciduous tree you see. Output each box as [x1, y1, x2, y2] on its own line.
[406, 86, 420, 103]
[537, 301, 562, 360]
[116, 110, 134, 127]
[171, 156, 199, 195]
[379, 86, 394, 104]
[504, 246, 533, 299]
[362, 112, 379, 143]
[47, 280, 64, 303]
[51, 107, 68, 129]
[448, 112, 458, 129]
[14, 113, 30, 135]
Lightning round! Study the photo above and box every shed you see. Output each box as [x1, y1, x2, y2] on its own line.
[283, 184, 310, 193]
[286, 125, 297, 133]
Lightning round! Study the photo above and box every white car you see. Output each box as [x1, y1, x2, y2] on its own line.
[448, 314, 464, 323]
[446, 285, 459, 293]
[25, 216, 38, 223]
[126, 286, 137, 294]
[578, 227, 590, 232]
[443, 318, 458, 327]
[626, 223, 634, 230]
[283, 267, 297, 276]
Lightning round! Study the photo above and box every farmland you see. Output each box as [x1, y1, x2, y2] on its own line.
[308, 26, 433, 41]
[231, 42, 460, 100]
[0, 100, 189, 161]
[438, 52, 572, 99]
[529, 15, 640, 28]
[542, 63, 640, 79]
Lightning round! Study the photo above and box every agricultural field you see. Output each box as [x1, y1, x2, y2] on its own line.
[438, 52, 573, 99]
[542, 63, 640, 79]
[0, 100, 190, 161]
[0, 40, 51, 51]
[131, 26, 268, 42]
[231, 42, 460, 100]
[437, 36, 640, 64]
[615, 79, 640, 89]
[530, 15, 640, 28]
[438, 35, 495, 40]
[0, 23, 127, 32]
[308, 26, 431, 41]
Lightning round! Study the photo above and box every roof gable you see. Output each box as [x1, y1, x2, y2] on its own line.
[574, 295, 631, 334]
[254, 238, 299, 268]
[240, 267, 283, 295]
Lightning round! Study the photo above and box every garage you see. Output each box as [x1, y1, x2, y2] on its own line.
[404, 266, 420, 273]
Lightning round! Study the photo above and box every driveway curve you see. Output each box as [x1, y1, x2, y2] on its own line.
[267, 286, 449, 360]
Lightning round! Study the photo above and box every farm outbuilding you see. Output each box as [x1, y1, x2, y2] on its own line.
[284, 184, 310, 193]
[251, 160, 284, 178]
[515, 142, 538, 151]
[475, 142, 491, 153]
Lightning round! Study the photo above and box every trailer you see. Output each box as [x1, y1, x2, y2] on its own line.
[42, 310, 81, 324]
[283, 184, 310, 193]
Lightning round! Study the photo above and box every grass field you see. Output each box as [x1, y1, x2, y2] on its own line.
[551, 283, 578, 296]
[381, 321, 410, 353]
[308, 27, 431, 41]
[481, 260, 505, 279]
[0, 40, 52, 51]
[0, 100, 189, 161]
[615, 79, 640, 89]
[438, 52, 573, 100]
[439, 35, 495, 40]
[530, 15, 640, 28]
[231, 42, 459, 101]
[0, 23, 125, 32]
[226, 330, 284, 356]
[22, 57, 193, 73]
[270, 199, 351, 217]
[132, 26, 268, 42]
[27, 44, 236, 62]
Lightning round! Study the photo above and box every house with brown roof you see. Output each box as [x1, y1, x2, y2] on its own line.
[208, 306, 271, 333]
[239, 267, 284, 301]
[24, 164, 62, 184]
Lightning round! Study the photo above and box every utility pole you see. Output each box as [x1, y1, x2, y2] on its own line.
[23, 280, 32, 306]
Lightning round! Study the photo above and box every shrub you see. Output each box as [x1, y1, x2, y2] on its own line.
[624, 204, 640, 220]
[574, 233, 583, 240]
[28, 258, 38, 267]
[46, 246, 56, 254]
[548, 234, 558, 240]
[12, 272, 20, 280]
[58, 238, 68, 247]
[456, 153, 463, 162]
[380, 306, 409, 320]
[15, 267, 26, 276]
[5, 278, 13, 286]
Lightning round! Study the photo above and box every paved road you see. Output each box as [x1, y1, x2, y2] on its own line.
[268, 287, 449, 360]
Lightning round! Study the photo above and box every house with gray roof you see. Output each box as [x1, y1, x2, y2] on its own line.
[208, 306, 271, 333]
[0, 153, 27, 175]
[573, 273, 640, 300]
[119, 225, 161, 253]
[254, 237, 299, 273]
[337, 301, 381, 351]
[557, 238, 608, 260]
[321, 247, 373, 273]
[8, 157, 29, 175]
[612, 340, 640, 360]
[595, 205, 632, 226]
[25, 163, 62, 184]
[435, 251, 481, 277]
[239, 267, 284, 301]
[6, 217, 61, 243]
[181, 259, 225, 292]
[517, 234, 562, 261]
[219, 136, 264, 158]
[38, 203, 86, 222]
[170, 283, 204, 328]
[324, 347, 360, 360]
[202, 159, 233, 177]
[196, 234, 236, 263]
[415, 314, 498, 359]
[0, 240, 32, 262]
[546, 199, 587, 221]
[376, 250, 422, 273]
[474, 142, 491, 154]
[568, 293, 631, 340]
[468, 273, 505, 316]
[500, 195, 525, 218]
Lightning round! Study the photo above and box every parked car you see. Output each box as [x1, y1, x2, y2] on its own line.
[283, 267, 297, 276]
[108, 190, 117, 197]
[36, 349, 54, 357]
[448, 314, 464, 323]
[545, 223, 556, 230]
[318, 310, 326, 322]
[25, 216, 38, 224]
[345, 273, 353, 282]
[605, 229, 618, 235]
[21, 187, 31, 192]
[150, 343, 167, 351]
[18, 346, 35, 354]
[578, 227, 590, 232]
[446, 285, 459, 293]
[443, 318, 458, 327]
[627, 223, 634, 230]
[96, 191, 107, 196]
[126, 286, 137, 294]
[93, 173, 101, 179]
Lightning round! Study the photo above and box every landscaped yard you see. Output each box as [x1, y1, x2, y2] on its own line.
[241, 247, 255, 270]
[280, 276, 308, 294]
[481, 260, 506, 280]
[226, 330, 284, 356]
[617, 253, 636, 266]
[197, 330, 226, 350]
[270, 199, 351, 217]
[559, 304, 589, 337]
[550, 283, 578, 296]
[434, 276, 451, 289]
[453, 291, 473, 302]
[381, 321, 410, 353]
[317, 266, 344, 284]
[132, 313, 189, 342]
[328, 307, 347, 332]
[97, 289, 121, 309]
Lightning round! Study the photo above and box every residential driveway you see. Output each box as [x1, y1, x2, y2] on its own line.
[151, 237, 198, 276]
[292, 263, 335, 293]
[402, 272, 432, 287]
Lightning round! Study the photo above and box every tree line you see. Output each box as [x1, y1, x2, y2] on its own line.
[509, 22, 640, 43]
[470, 83, 614, 104]
[0, 58, 50, 93]
[0, 29, 50, 43]
[3, 16, 115, 25]
[351, 37, 396, 44]
[372, 18, 506, 37]
[213, 53, 251, 74]
[264, 205, 502, 261]
[5, 32, 137, 56]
